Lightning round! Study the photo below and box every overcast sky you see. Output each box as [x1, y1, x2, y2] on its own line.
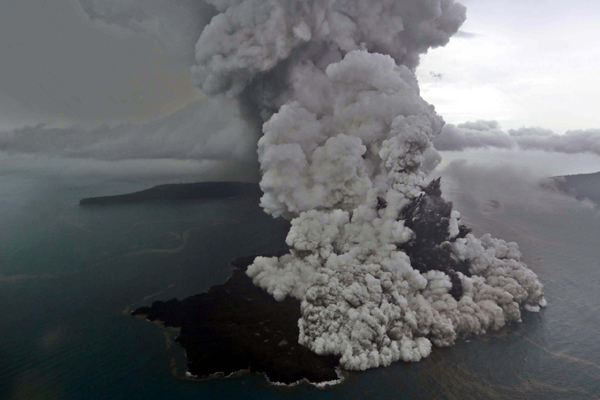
[418, 0, 600, 133]
[0, 0, 599, 179]
[0, 0, 598, 134]
[0, 0, 203, 131]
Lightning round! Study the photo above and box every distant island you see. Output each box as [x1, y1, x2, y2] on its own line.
[79, 173, 600, 207]
[80, 182, 261, 206]
[132, 253, 341, 385]
[554, 171, 600, 205]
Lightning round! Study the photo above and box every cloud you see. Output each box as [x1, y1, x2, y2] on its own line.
[437, 159, 561, 211]
[0, 0, 206, 126]
[433, 121, 600, 157]
[0, 97, 257, 164]
[2, 154, 258, 184]
[191, 0, 466, 122]
[453, 30, 479, 39]
[512, 129, 600, 156]
[76, 0, 549, 375]
[436, 160, 598, 228]
[433, 121, 514, 151]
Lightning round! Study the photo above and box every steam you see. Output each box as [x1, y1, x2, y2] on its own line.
[192, 0, 466, 122]
[81, 0, 547, 372]
[434, 120, 600, 157]
[187, 0, 545, 371]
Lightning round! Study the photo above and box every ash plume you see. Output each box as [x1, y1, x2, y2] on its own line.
[83, 0, 546, 372]
[245, 50, 545, 370]
[192, 0, 466, 126]
[190, 0, 544, 371]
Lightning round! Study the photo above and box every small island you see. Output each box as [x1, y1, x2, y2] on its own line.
[132, 253, 341, 385]
[80, 182, 261, 206]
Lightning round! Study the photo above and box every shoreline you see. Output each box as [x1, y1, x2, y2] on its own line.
[131, 252, 341, 386]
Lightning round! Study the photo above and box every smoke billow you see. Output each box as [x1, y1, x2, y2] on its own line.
[192, 0, 466, 123]
[83, 0, 547, 372]
[244, 51, 545, 369]
[186, 0, 546, 371]
[78, 0, 217, 63]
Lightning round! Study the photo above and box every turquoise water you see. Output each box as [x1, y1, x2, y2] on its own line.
[1, 172, 600, 399]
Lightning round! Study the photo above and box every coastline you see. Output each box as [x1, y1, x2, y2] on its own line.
[131, 252, 341, 386]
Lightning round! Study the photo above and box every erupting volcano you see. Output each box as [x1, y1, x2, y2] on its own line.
[133, 0, 545, 382]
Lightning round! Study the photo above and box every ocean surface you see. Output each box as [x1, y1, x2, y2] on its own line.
[1, 171, 600, 400]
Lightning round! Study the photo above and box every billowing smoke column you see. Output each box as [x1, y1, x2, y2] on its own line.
[192, 0, 546, 371]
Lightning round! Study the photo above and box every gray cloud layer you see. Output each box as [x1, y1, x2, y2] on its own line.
[434, 121, 600, 157]
[70, 0, 553, 375]
[0, 0, 207, 128]
[0, 97, 257, 164]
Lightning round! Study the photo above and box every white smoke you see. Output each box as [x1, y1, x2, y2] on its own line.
[192, 0, 466, 113]
[246, 50, 545, 370]
[83, 0, 547, 372]
[256, 51, 442, 218]
[434, 120, 600, 157]
[195, 0, 545, 371]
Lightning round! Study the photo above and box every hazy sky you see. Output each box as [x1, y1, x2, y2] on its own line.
[418, 0, 600, 133]
[0, 0, 203, 131]
[1, 0, 599, 134]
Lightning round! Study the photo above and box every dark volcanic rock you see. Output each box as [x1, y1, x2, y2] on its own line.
[132, 253, 340, 385]
[80, 182, 261, 206]
[398, 178, 472, 300]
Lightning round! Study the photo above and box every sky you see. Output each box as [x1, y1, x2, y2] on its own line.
[0, 0, 204, 131]
[1, 0, 598, 133]
[417, 0, 600, 133]
[0, 0, 598, 177]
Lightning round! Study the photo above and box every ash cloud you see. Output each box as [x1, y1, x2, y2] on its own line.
[192, 0, 466, 123]
[434, 120, 600, 157]
[183, 0, 546, 372]
[247, 51, 545, 370]
[438, 159, 572, 212]
[81, 0, 547, 373]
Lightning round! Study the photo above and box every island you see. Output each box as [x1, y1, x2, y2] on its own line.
[83, 175, 583, 386]
[80, 182, 261, 206]
[131, 252, 341, 385]
[554, 171, 600, 205]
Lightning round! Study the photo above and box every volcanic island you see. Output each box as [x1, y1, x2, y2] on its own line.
[80, 179, 496, 385]
[131, 252, 341, 385]
[81, 182, 341, 385]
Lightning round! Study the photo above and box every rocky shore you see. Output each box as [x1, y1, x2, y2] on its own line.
[132, 253, 341, 385]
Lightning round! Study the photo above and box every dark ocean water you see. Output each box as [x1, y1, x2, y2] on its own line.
[1, 172, 599, 400]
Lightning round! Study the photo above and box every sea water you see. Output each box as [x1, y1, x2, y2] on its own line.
[1, 170, 599, 399]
